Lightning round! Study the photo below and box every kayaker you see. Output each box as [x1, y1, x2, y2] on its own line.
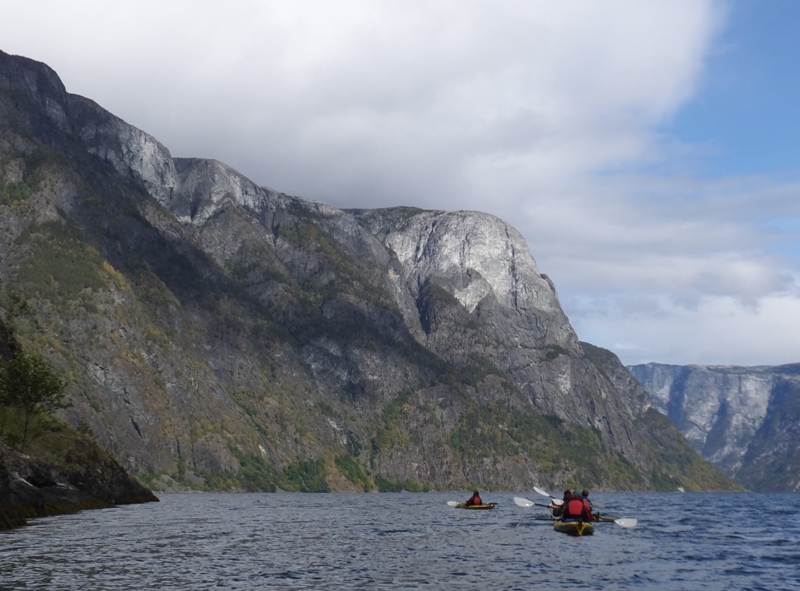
[464, 490, 483, 506]
[552, 489, 572, 517]
[580, 489, 593, 514]
[561, 493, 594, 522]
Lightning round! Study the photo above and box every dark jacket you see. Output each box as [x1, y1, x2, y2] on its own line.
[465, 494, 483, 506]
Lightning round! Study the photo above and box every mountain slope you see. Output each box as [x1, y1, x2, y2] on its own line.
[0, 49, 734, 492]
[0, 318, 157, 530]
[629, 362, 800, 491]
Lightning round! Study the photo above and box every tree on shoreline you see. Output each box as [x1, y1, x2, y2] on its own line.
[0, 349, 69, 451]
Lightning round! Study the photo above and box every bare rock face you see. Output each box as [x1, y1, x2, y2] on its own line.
[0, 49, 734, 493]
[0, 440, 158, 530]
[629, 363, 800, 491]
[350, 208, 580, 352]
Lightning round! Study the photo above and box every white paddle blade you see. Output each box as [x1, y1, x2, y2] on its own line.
[447, 501, 459, 507]
[614, 518, 637, 528]
[532, 486, 552, 498]
[534, 486, 563, 505]
[513, 496, 535, 507]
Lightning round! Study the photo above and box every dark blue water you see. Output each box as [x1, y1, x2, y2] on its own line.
[1, 492, 798, 590]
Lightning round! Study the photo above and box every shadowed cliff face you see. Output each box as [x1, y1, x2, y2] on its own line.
[0, 49, 734, 492]
[0, 436, 159, 530]
[0, 318, 157, 530]
[629, 363, 800, 491]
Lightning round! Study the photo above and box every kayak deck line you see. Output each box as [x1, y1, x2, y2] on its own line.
[454, 503, 497, 510]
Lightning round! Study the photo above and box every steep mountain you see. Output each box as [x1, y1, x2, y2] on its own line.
[629, 363, 800, 491]
[0, 49, 734, 493]
[0, 317, 157, 530]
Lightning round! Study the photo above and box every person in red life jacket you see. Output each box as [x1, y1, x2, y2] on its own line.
[464, 490, 483, 506]
[561, 492, 593, 522]
[580, 489, 594, 519]
[552, 489, 572, 518]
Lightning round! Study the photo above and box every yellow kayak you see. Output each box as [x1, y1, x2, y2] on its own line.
[553, 519, 594, 536]
[455, 503, 496, 510]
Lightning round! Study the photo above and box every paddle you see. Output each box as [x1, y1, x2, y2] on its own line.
[587, 513, 638, 528]
[594, 514, 619, 521]
[447, 501, 460, 507]
[513, 496, 554, 509]
[533, 485, 564, 506]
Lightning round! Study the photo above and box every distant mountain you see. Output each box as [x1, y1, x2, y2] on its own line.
[628, 363, 800, 491]
[0, 49, 735, 492]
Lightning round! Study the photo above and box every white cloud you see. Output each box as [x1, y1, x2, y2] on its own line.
[571, 290, 800, 366]
[3, 0, 800, 366]
[3, 1, 722, 198]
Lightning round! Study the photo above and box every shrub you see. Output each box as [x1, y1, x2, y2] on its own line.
[0, 350, 69, 451]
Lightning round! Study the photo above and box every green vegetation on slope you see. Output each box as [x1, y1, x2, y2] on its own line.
[636, 408, 743, 491]
[0, 349, 69, 451]
[448, 398, 646, 489]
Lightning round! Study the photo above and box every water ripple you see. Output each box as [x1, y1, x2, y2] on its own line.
[1, 492, 799, 590]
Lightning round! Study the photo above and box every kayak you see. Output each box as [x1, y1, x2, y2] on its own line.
[553, 519, 594, 536]
[455, 503, 496, 510]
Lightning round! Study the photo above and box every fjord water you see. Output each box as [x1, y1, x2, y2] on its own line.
[2, 492, 798, 590]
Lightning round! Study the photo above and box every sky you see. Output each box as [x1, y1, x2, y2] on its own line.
[2, 0, 799, 367]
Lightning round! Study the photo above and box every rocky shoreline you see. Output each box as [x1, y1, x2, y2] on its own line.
[0, 440, 158, 530]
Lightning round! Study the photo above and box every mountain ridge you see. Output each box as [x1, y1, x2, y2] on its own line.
[0, 49, 735, 493]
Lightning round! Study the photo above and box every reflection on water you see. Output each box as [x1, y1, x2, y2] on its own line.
[1, 492, 798, 590]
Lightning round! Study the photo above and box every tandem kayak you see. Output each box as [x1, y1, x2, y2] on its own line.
[455, 503, 497, 510]
[553, 519, 594, 536]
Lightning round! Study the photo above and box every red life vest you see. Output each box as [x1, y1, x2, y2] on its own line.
[564, 498, 587, 519]
[468, 495, 482, 506]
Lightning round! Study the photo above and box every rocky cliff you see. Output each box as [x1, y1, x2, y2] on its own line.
[628, 363, 800, 491]
[0, 318, 158, 530]
[0, 49, 734, 493]
[0, 437, 159, 530]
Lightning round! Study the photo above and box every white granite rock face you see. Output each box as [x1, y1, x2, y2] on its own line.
[629, 362, 799, 488]
[381, 210, 558, 315]
[349, 207, 582, 356]
[69, 95, 179, 204]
